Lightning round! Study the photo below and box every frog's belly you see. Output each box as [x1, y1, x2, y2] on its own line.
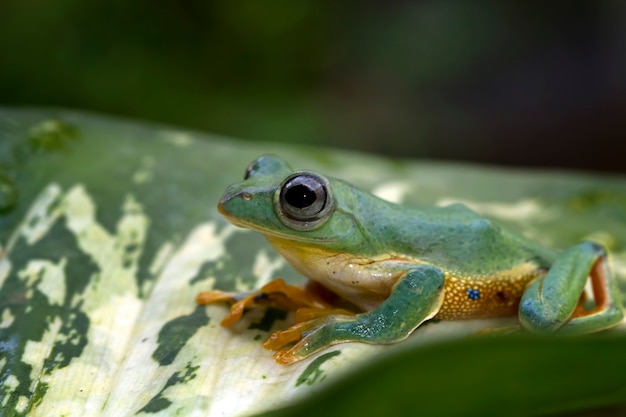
[435, 274, 539, 320]
[293, 256, 401, 311]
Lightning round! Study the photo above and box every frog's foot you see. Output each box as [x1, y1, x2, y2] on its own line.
[262, 308, 357, 352]
[265, 315, 352, 365]
[196, 278, 338, 327]
[263, 317, 328, 351]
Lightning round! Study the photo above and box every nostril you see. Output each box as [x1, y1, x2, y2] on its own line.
[242, 193, 252, 201]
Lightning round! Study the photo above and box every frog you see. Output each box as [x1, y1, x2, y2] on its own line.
[197, 155, 624, 365]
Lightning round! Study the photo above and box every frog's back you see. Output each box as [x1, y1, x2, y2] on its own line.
[364, 202, 551, 270]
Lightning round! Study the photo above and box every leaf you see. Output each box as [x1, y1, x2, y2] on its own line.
[1, 108, 626, 416]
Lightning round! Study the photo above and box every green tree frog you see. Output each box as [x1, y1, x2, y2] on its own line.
[197, 155, 624, 365]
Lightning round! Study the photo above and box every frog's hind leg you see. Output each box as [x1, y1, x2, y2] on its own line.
[519, 242, 624, 334]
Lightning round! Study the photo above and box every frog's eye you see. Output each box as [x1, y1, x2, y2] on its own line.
[243, 160, 257, 180]
[277, 172, 334, 230]
[243, 155, 292, 180]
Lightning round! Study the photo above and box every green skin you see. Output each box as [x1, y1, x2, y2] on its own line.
[217, 155, 624, 363]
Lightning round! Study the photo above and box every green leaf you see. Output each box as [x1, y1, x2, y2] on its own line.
[1, 108, 626, 416]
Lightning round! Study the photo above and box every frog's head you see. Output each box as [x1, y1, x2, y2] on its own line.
[218, 155, 366, 251]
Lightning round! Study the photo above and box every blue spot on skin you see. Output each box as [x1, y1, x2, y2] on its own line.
[467, 288, 481, 300]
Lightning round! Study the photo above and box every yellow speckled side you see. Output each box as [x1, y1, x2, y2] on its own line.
[436, 264, 544, 320]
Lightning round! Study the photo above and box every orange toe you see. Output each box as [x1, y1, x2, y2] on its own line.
[196, 290, 236, 305]
[220, 292, 260, 326]
[295, 307, 356, 323]
[262, 321, 313, 350]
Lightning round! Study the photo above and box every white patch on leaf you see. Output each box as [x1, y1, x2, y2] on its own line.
[0, 184, 63, 289]
[610, 252, 626, 280]
[156, 222, 235, 291]
[9, 183, 248, 417]
[251, 250, 285, 288]
[132, 155, 155, 185]
[371, 181, 411, 204]
[143, 241, 176, 296]
[1, 374, 27, 410]
[16, 396, 29, 413]
[160, 131, 194, 146]
[22, 184, 151, 416]
[0, 308, 14, 328]
[62, 185, 114, 265]
[436, 197, 556, 221]
[0, 257, 10, 291]
[19, 183, 64, 246]
[99, 222, 239, 414]
[18, 259, 67, 306]
[22, 316, 63, 387]
[149, 242, 176, 276]
[90, 293, 144, 356]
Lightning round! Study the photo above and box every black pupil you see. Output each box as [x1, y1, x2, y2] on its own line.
[285, 184, 316, 208]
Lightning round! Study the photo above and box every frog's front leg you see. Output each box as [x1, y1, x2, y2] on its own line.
[519, 241, 624, 334]
[271, 265, 446, 365]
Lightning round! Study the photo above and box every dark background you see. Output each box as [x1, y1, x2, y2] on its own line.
[2, 1, 626, 173]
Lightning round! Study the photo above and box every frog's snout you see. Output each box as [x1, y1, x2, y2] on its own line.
[217, 190, 235, 215]
[217, 198, 227, 215]
[217, 185, 253, 216]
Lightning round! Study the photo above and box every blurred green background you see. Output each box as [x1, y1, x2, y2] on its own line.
[2, 1, 626, 173]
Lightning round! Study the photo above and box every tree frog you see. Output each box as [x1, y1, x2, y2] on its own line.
[197, 155, 624, 365]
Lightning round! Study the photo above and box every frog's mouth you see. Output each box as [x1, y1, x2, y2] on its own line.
[218, 200, 336, 243]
